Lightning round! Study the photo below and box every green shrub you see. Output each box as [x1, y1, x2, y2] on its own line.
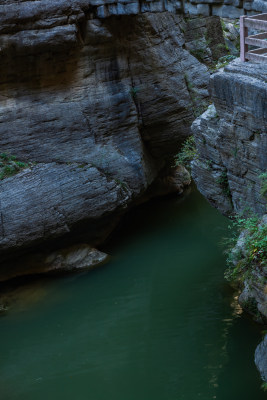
[174, 136, 196, 170]
[224, 215, 267, 283]
[221, 19, 227, 32]
[214, 54, 236, 70]
[0, 153, 30, 180]
[129, 86, 139, 99]
[205, 158, 213, 170]
[189, 47, 207, 62]
[259, 172, 267, 198]
[216, 169, 231, 197]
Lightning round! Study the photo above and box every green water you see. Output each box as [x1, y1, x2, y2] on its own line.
[0, 188, 265, 400]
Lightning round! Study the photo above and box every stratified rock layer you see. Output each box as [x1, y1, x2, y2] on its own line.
[0, 12, 211, 259]
[192, 60, 267, 217]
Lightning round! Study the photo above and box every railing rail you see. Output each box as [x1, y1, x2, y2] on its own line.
[240, 13, 267, 63]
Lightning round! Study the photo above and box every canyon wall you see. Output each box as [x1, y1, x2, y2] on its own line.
[191, 59, 267, 385]
[0, 0, 266, 387]
[192, 61, 266, 317]
[0, 6, 217, 261]
[192, 60, 267, 217]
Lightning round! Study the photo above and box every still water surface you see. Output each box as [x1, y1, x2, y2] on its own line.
[0, 187, 265, 400]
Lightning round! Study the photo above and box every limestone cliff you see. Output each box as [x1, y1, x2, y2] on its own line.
[191, 59, 267, 385]
[0, 7, 215, 262]
[192, 60, 267, 217]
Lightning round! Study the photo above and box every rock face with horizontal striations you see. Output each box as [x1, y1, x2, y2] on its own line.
[192, 59, 267, 217]
[0, 7, 214, 263]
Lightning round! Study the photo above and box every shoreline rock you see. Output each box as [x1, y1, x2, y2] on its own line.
[0, 244, 109, 283]
[255, 335, 267, 384]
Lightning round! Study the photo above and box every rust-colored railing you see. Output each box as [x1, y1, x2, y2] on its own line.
[240, 13, 267, 63]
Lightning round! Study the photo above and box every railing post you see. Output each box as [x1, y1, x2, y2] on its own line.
[240, 16, 248, 62]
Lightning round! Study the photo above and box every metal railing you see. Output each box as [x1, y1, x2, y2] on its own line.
[240, 13, 267, 63]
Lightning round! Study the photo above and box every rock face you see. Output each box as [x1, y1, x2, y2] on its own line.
[192, 58, 267, 321]
[192, 59, 267, 217]
[255, 335, 267, 383]
[0, 0, 264, 24]
[231, 215, 267, 323]
[0, 244, 108, 282]
[183, 0, 267, 17]
[182, 16, 228, 67]
[191, 59, 267, 385]
[0, 0, 178, 23]
[0, 10, 213, 262]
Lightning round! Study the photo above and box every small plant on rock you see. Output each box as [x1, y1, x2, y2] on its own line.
[174, 136, 197, 170]
[259, 172, 267, 198]
[213, 54, 236, 71]
[0, 153, 30, 180]
[129, 86, 139, 99]
[216, 169, 231, 197]
[224, 215, 267, 283]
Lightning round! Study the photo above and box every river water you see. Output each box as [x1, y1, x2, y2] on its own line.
[0, 187, 265, 400]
